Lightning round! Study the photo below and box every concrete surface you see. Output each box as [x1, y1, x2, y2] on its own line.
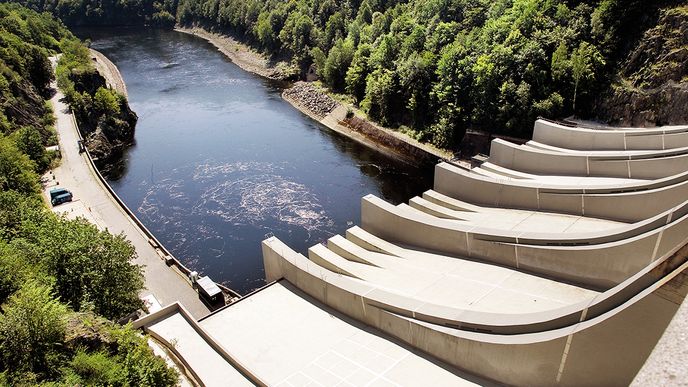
[200, 281, 486, 387]
[145, 311, 253, 386]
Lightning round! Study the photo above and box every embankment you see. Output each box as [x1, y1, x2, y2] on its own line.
[174, 26, 294, 80]
[283, 82, 453, 165]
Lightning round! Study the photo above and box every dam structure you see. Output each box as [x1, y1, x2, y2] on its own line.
[135, 119, 688, 386]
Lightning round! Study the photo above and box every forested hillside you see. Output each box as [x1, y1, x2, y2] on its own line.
[0, 4, 176, 385]
[174, 0, 688, 145]
[11, 0, 688, 147]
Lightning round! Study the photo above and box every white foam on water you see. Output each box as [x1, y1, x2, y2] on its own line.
[195, 173, 334, 236]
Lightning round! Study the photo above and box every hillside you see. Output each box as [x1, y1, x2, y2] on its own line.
[13, 0, 687, 149]
[0, 5, 176, 385]
[596, 5, 688, 126]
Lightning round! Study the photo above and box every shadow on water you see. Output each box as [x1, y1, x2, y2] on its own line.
[77, 27, 433, 294]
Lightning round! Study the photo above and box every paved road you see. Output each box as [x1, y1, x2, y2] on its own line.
[46, 78, 211, 319]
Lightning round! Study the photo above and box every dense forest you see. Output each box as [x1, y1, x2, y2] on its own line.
[10, 0, 688, 149]
[0, 4, 176, 385]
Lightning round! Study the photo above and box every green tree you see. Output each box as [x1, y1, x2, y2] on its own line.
[362, 68, 397, 126]
[0, 281, 68, 378]
[396, 51, 435, 128]
[94, 87, 121, 115]
[345, 43, 372, 102]
[0, 242, 33, 304]
[322, 11, 345, 51]
[15, 126, 49, 172]
[570, 42, 604, 112]
[551, 42, 569, 82]
[24, 216, 144, 320]
[255, 10, 279, 50]
[111, 325, 179, 386]
[0, 136, 39, 194]
[323, 38, 355, 91]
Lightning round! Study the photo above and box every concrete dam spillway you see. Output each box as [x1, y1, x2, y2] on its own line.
[137, 118, 688, 386]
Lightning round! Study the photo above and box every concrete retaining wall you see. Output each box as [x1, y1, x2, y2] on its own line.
[489, 138, 688, 179]
[533, 120, 688, 150]
[434, 162, 688, 222]
[360, 194, 688, 288]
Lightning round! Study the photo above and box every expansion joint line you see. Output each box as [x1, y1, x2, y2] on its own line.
[585, 157, 590, 176]
[556, 333, 575, 383]
[651, 231, 665, 263]
[650, 213, 673, 263]
[465, 231, 472, 258]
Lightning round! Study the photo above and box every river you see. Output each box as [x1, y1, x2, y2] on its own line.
[80, 28, 433, 294]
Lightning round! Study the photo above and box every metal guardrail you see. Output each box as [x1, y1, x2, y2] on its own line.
[68, 113, 242, 300]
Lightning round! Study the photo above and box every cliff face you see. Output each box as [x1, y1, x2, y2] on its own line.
[82, 100, 137, 171]
[597, 6, 688, 126]
[3, 76, 51, 131]
[68, 68, 137, 172]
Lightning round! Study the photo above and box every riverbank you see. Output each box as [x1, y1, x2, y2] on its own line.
[175, 26, 295, 80]
[90, 48, 128, 97]
[284, 82, 453, 164]
[174, 26, 454, 164]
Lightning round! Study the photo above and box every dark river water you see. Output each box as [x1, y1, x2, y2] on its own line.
[80, 28, 433, 294]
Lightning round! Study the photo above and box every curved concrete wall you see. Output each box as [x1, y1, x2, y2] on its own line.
[533, 120, 688, 150]
[133, 302, 267, 386]
[489, 138, 688, 179]
[434, 162, 688, 222]
[570, 120, 688, 132]
[360, 195, 688, 288]
[262, 237, 688, 386]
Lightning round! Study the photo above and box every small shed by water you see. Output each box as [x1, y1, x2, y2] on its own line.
[197, 276, 222, 305]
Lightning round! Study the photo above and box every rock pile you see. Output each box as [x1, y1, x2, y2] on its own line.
[283, 82, 339, 118]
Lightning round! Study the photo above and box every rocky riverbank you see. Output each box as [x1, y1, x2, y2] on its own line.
[175, 26, 296, 81]
[282, 81, 453, 164]
[283, 82, 339, 118]
[65, 50, 137, 177]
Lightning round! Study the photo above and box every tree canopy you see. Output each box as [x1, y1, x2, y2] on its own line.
[11, 0, 685, 146]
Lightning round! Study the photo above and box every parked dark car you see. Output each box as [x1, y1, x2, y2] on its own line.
[50, 187, 73, 206]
